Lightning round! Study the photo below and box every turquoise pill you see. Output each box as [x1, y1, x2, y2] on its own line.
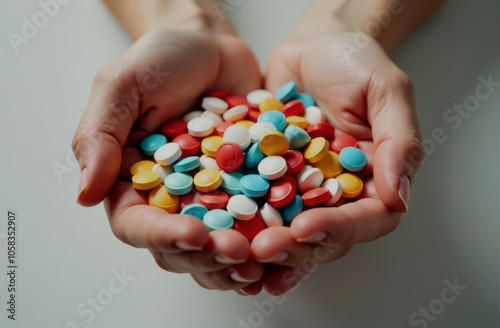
[276, 81, 298, 103]
[339, 147, 367, 172]
[221, 171, 243, 195]
[203, 209, 234, 230]
[180, 204, 208, 220]
[280, 195, 303, 224]
[284, 124, 311, 149]
[164, 172, 193, 195]
[141, 134, 167, 156]
[257, 110, 287, 132]
[240, 174, 270, 198]
[173, 156, 200, 172]
[293, 93, 315, 108]
[244, 142, 266, 169]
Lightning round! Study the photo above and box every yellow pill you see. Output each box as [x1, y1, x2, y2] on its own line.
[201, 135, 223, 158]
[304, 137, 329, 163]
[148, 185, 179, 213]
[260, 131, 289, 156]
[335, 173, 363, 198]
[235, 120, 255, 129]
[130, 160, 156, 177]
[132, 171, 161, 190]
[314, 151, 343, 179]
[194, 168, 223, 192]
[259, 98, 284, 113]
[286, 116, 308, 129]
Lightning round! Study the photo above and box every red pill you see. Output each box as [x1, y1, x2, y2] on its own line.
[180, 190, 203, 209]
[307, 123, 335, 139]
[172, 133, 201, 158]
[330, 134, 358, 154]
[214, 121, 235, 137]
[246, 109, 261, 122]
[283, 150, 305, 175]
[282, 99, 305, 117]
[199, 190, 229, 210]
[204, 90, 229, 99]
[215, 142, 244, 172]
[266, 176, 296, 208]
[301, 187, 332, 206]
[225, 94, 250, 109]
[234, 215, 265, 240]
[161, 120, 187, 140]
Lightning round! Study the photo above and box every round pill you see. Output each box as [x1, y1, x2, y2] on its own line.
[248, 122, 277, 143]
[203, 209, 234, 230]
[214, 121, 234, 137]
[282, 99, 305, 117]
[216, 142, 244, 172]
[227, 194, 258, 221]
[244, 142, 266, 169]
[201, 135, 224, 157]
[295, 165, 324, 193]
[234, 215, 265, 240]
[257, 110, 287, 132]
[180, 190, 203, 209]
[330, 134, 358, 154]
[339, 147, 367, 172]
[154, 143, 182, 166]
[223, 105, 249, 122]
[336, 173, 363, 198]
[279, 195, 303, 224]
[275, 81, 297, 103]
[259, 98, 284, 112]
[258, 156, 287, 180]
[221, 171, 243, 195]
[164, 172, 193, 195]
[223, 125, 251, 150]
[187, 117, 214, 137]
[314, 151, 343, 179]
[172, 134, 201, 158]
[180, 204, 209, 220]
[183, 110, 203, 123]
[286, 116, 308, 129]
[173, 156, 200, 173]
[161, 120, 187, 140]
[283, 150, 305, 175]
[247, 89, 274, 107]
[148, 185, 179, 214]
[304, 106, 325, 125]
[199, 154, 220, 170]
[234, 120, 255, 129]
[132, 171, 161, 190]
[307, 123, 335, 139]
[194, 168, 223, 192]
[259, 203, 283, 227]
[199, 190, 229, 210]
[240, 174, 270, 198]
[204, 90, 229, 99]
[152, 163, 174, 181]
[202, 97, 229, 114]
[247, 109, 261, 122]
[284, 124, 311, 150]
[130, 160, 156, 177]
[140, 134, 167, 156]
[225, 94, 250, 109]
[260, 131, 289, 156]
[266, 176, 296, 208]
[201, 110, 224, 125]
[321, 178, 343, 206]
[293, 93, 315, 108]
[303, 137, 329, 163]
[301, 187, 332, 206]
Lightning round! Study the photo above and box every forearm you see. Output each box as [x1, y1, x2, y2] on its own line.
[293, 0, 448, 52]
[103, 0, 234, 40]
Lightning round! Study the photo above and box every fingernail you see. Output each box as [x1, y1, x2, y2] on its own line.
[77, 168, 87, 205]
[257, 251, 289, 263]
[214, 254, 246, 264]
[398, 175, 411, 212]
[229, 269, 257, 283]
[174, 241, 203, 251]
[297, 231, 327, 243]
[239, 289, 251, 296]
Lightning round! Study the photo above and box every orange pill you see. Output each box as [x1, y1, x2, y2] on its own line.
[148, 185, 179, 213]
[132, 171, 161, 190]
[335, 173, 363, 198]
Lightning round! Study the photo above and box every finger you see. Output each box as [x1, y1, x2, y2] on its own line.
[260, 265, 310, 296]
[240, 281, 263, 296]
[265, 40, 301, 93]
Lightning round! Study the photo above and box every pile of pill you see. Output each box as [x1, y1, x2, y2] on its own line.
[129, 81, 367, 239]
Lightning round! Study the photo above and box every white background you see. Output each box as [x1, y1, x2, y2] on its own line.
[0, 1, 498, 328]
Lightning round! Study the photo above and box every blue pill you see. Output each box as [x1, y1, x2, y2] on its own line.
[141, 134, 167, 156]
[221, 171, 243, 195]
[173, 156, 200, 172]
[257, 110, 287, 132]
[284, 124, 311, 149]
[244, 142, 266, 169]
[240, 174, 270, 198]
[203, 209, 234, 230]
[164, 172, 193, 195]
[181, 204, 208, 220]
[338, 147, 367, 172]
[276, 81, 298, 103]
[280, 195, 303, 224]
[293, 93, 315, 108]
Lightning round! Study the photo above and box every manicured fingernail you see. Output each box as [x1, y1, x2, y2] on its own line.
[229, 269, 257, 283]
[214, 254, 246, 264]
[239, 289, 251, 296]
[398, 174, 411, 212]
[257, 251, 289, 263]
[77, 168, 87, 204]
[297, 231, 327, 243]
[174, 241, 203, 251]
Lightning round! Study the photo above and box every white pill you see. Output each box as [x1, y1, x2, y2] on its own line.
[202, 97, 229, 115]
[154, 143, 182, 166]
[227, 195, 258, 221]
[201, 110, 224, 125]
[183, 110, 203, 123]
[248, 121, 277, 143]
[223, 105, 248, 122]
[152, 163, 174, 181]
[187, 117, 214, 137]
[321, 178, 343, 206]
[223, 124, 251, 150]
[258, 156, 287, 180]
[259, 203, 283, 227]
[246, 89, 274, 107]
[199, 154, 220, 170]
[304, 106, 325, 125]
[295, 165, 324, 193]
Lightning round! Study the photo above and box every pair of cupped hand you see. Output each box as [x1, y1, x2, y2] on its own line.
[72, 28, 424, 295]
